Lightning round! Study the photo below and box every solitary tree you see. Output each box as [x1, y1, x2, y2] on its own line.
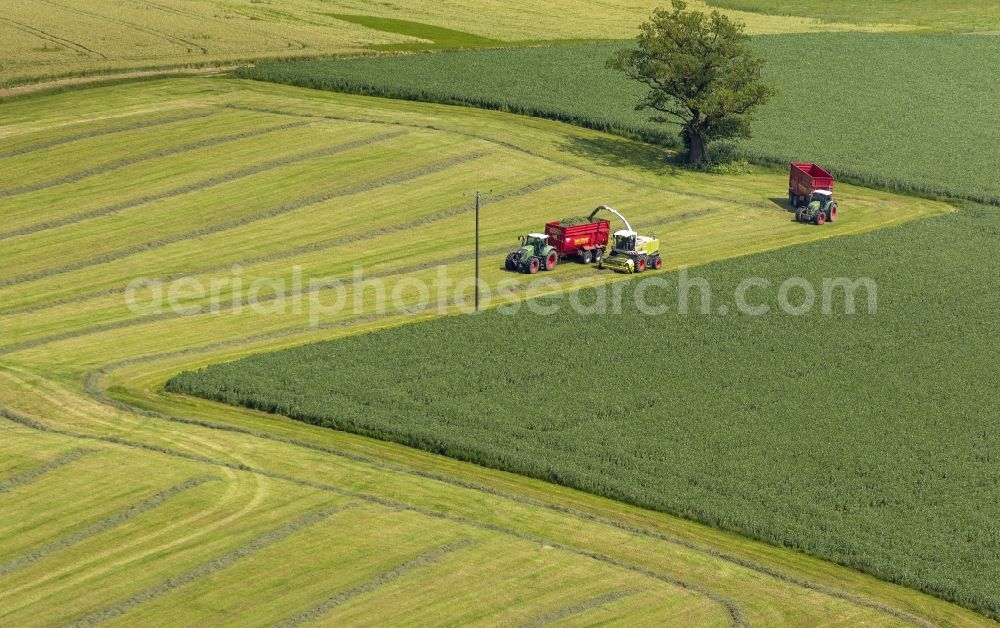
[608, 0, 776, 164]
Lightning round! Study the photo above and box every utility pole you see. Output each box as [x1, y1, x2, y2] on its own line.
[466, 190, 491, 313]
[462, 190, 493, 312]
[474, 191, 481, 313]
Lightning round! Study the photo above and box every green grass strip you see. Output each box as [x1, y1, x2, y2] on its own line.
[324, 13, 504, 50]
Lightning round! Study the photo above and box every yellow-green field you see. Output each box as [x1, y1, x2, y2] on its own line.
[0, 77, 982, 625]
[0, 0, 915, 86]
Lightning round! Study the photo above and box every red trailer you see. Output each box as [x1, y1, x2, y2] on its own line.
[789, 162, 834, 208]
[544, 219, 610, 264]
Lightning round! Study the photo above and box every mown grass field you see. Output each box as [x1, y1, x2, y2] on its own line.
[169, 205, 1000, 619]
[240, 33, 1000, 204]
[0, 77, 978, 625]
[0, 0, 910, 87]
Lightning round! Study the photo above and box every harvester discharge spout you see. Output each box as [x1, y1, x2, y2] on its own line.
[589, 205, 633, 233]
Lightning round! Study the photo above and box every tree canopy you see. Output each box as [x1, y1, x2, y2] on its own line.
[608, 0, 776, 164]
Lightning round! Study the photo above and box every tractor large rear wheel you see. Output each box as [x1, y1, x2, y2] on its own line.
[653, 256, 663, 270]
[828, 204, 838, 222]
[544, 251, 558, 271]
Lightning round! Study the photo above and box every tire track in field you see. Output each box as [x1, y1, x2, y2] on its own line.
[275, 538, 478, 627]
[0, 476, 218, 576]
[81, 335, 935, 628]
[0, 406, 746, 628]
[0, 448, 96, 494]
[36, 0, 207, 54]
[0, 111, 216, 160]
[519, 589, 643, 627]
[0, 369, 274, 606]
[0, 129, 407, 242]
[0, 17, 106, 58]
[0, 173, 563, 317]
[136, 0, 309, 50]
[0, 120, 309, 199]
[223, 104, 775, 210]
[63, 505, 351, 627]
[0, 150, 489, 289]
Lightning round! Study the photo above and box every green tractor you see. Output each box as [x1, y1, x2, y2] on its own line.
[795, 189, 838, 225]
[505, 233, 558, 274]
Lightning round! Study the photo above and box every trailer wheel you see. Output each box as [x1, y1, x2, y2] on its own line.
[815, 212, 826, 226]
[788, 193, 797, 209]
[653, 256, 663, 270]
[544, 251, 558, 271]
[636, 257, 647, 273]
[594, 249, 603, 263]
[527, 257, 541, 274]
[581, 250, 593, 264]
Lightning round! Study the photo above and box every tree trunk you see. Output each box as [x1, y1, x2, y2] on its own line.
[686, 129, 707, 164]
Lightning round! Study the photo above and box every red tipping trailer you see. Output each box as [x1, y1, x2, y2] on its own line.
[789, 162, 834, 208]
[544, 219, 610, 264]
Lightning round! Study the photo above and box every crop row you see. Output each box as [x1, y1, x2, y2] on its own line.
[239, 33, 1000, 204]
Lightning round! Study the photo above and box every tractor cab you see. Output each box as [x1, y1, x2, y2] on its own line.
[506, 233, 557, 274]
[810, 189, 834, 207]
[612, 230, 656, 254]
[612, 229, 637, 253]
[521, 233, 550, 255]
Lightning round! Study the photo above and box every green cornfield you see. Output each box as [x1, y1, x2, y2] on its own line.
[240, 33, 1000, 204]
